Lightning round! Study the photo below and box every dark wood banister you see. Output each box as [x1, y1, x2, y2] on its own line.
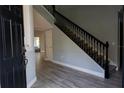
[44, 5, 109, 79]
[54, 10, 107, 47]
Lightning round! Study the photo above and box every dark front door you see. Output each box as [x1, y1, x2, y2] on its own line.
[0, 5, 27, 88]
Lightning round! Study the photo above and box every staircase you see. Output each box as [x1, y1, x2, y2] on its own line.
[44, 5, 110, 79]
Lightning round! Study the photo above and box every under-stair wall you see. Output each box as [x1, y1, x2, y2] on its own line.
[53, 25, 104, 78]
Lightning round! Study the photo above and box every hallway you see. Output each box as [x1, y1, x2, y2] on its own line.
[32, 53, 122, 88]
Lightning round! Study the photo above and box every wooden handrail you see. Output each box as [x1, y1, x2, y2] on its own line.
[54, 10, 106, 46]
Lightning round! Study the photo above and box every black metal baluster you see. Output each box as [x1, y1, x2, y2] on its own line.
[76, 27, 79, 44]
[82, 31, 84, 49]
[76, 27, 78, 43]
[102, 45, 105, 68]
[88, 35, 90, 54]
[84, 32, 86, 51]
[93, 39, 95, 59]
[96, 42, 99, 62]
[85, 34, 87, 52]
[72, 24, 74, 40]
[99, 43, 102, 65]
[75, 26, 77, 42]
[83, 32, 85, 50]
[82, 31, 85, 49]
[78, 29, 81, 46]
[76, 26, 78, 40]
[71, 25, 74, 40]
[89, 36, 92, 56]
[90, 37, 93, 57]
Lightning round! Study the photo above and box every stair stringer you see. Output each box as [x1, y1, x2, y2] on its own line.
[53, 25, 105, 78]
[33, 5, 55, 24]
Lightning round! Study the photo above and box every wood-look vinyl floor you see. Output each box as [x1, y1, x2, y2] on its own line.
[32, 53, 122, 88]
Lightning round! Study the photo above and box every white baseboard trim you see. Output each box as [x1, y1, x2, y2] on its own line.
[27, 77, 37, 88]
[45, 58, 104, 78]
[109, 59, 118, 71]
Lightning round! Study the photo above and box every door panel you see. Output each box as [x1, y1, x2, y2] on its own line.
[0, 5, 26, 88]
[2, 18, 13, 59]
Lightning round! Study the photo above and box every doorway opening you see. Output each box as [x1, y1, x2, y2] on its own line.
[34, 37, 41, 52]
[34, 31, 46, 73]
[32, 7, 53, 82]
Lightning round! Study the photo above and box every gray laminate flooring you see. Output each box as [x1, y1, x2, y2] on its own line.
[32, 54, 122, 88]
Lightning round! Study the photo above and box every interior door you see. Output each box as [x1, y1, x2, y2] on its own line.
[0, 5, 27, 88]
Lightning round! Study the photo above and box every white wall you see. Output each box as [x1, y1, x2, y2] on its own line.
[23, 5, 36, 88]
[53, 25, 104, 77]
[56, 5, 122, 67]
[33, 9, 53, 32]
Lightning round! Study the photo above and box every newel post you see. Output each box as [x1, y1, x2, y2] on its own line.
[105, 41, 109, 79]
